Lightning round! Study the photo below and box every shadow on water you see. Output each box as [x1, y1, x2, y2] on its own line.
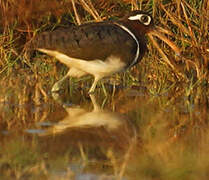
[1, 85, 209, 180]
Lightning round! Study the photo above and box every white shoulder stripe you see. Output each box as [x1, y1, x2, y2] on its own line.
[114, 23, 140, 68]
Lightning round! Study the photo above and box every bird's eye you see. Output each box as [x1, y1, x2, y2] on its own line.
[140, 15, 149, 23]
[128, 14, 152, 26]
[139, 15, 151, 25]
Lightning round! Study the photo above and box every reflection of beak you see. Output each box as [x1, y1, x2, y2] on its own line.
[148, 27, 181, 56]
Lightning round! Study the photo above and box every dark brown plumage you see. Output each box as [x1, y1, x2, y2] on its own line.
[35, 21, 148, 66]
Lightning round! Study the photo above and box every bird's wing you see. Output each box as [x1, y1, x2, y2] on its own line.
[34, 22, 137, 61]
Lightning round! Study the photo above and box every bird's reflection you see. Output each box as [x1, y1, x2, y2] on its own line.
[41, 92, 135, 137]
[37, 92, 138, 179]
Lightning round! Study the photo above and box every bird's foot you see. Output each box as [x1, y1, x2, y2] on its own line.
[51, 81, 66, 92]
[88, 90, 95, 95]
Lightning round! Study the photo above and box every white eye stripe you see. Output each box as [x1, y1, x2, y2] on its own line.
[128, 14, 152, 26]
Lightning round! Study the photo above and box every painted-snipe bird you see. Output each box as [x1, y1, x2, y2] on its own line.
[33, 11, 180, 93]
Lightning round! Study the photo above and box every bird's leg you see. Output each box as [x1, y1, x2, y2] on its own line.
[89, 94, 100, 111]
[51, 70, 71, 92]
[88, 76, 100, 94]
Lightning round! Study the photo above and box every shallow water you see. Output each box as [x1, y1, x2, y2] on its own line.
[0, 86, 209, 180]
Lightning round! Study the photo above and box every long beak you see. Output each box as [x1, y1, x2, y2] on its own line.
[147, 27, 181, 56]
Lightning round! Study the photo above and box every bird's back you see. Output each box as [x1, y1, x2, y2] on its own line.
[33, 21, 143, 67]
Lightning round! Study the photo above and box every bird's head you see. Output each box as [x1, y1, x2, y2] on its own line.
[124, 10, 181, 56]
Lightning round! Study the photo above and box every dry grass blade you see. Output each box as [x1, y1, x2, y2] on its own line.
[182, 57, 200, 79]
[79, 0, 102, 21]
[201, 0, 209, 37]
[155, 25, 174, 36]
[148, 34, 175, 70]
[183, 0, 199, 16]
[118, 136, 137, 180]
[131, 0, 139, 10]
[158, 18, 194, 45]
[160, 3, 190, 36]
[150, 29, 181, 56]
[86, 0, 101, 18]
[71, 0, 81, 25]
[180, 2, 198, 46]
